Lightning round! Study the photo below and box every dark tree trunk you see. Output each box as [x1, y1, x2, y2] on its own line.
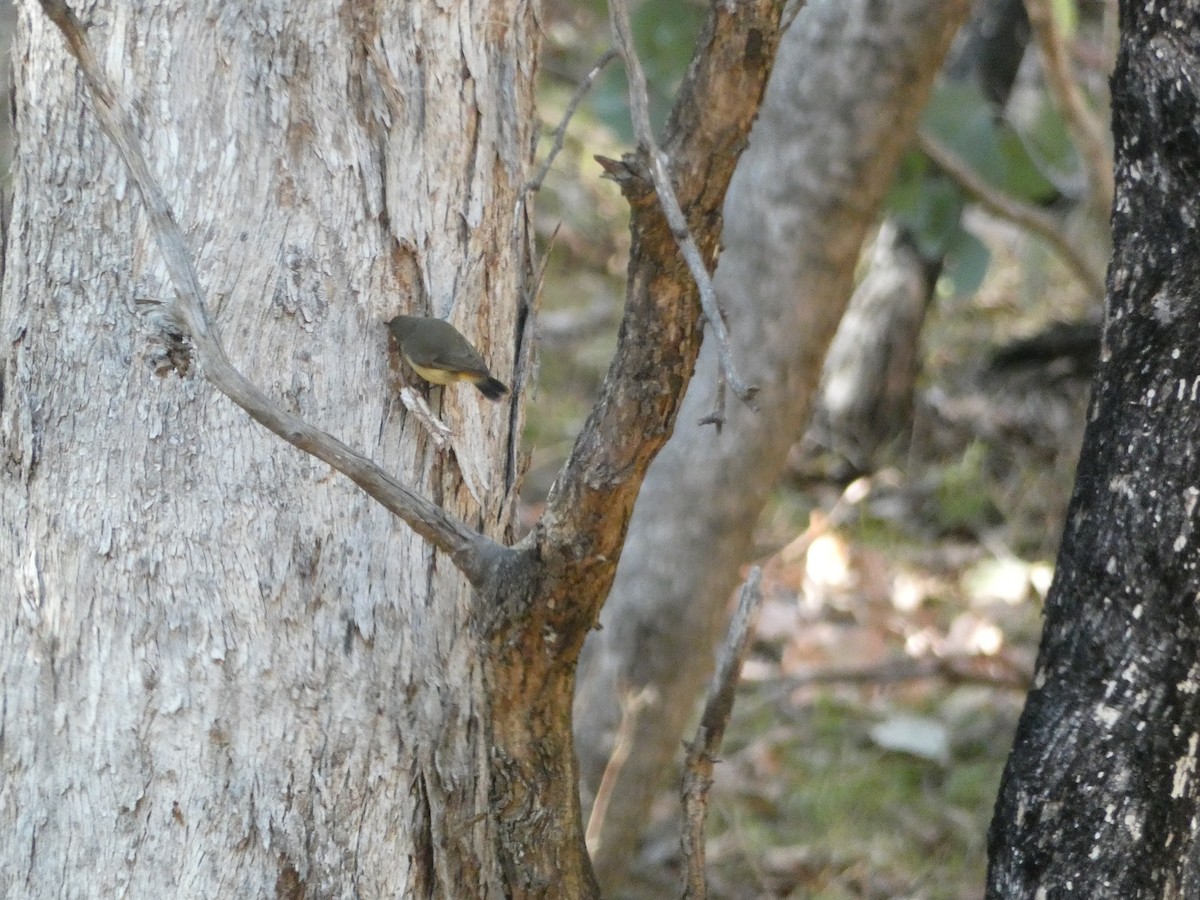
[987, 2, 1200, 895]
[945, 0, 1030, 106]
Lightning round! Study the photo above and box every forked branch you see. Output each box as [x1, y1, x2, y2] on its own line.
[532, 0, 787, 626]
[919, 131, 1106, 297]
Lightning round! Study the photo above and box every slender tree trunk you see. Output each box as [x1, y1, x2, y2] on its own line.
[987, 2, 1200, 894]
[807, 221, 937, 474]
[809, 0, 1031, 475]
[574, 1, 971, 887]
[1, 2, 531, 894]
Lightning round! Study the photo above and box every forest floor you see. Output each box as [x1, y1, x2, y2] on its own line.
[523, 53, 1099, 898]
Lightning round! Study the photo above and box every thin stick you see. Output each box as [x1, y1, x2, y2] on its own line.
[607, 0, 759, 424]
[1023, 0, 1114, 213]
[680, 567, 765, 900]
[585, 685, 655, 855]
[919, 131, 1106, 297]
[36, 0, 502, 585]
[777, 653, 1032, 692]
[524, 50, 619, 197]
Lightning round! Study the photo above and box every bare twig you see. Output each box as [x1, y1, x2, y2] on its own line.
[919, 131, 1106, 297]
[606, 0, 759, 425]
[680, 567, 765, 900]
[585, 685, 656, 855]
[1023, 0, 1114, 213]
[37, 0, 503, 586]
[524, 50, 619, 197]
[696, 369, 728, 432]
[393, 386, 491, 506]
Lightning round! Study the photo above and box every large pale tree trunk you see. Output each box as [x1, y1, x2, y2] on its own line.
[987, 1, 1200, 893]
[574, 0, 971, 886]
[1, 1, 531, 894]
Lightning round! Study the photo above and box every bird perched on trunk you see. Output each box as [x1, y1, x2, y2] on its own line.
[386, 314, 509, 401]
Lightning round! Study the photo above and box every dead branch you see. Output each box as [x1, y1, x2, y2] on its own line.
[779, 653, 1033, 692]
[531, 0, 786, 630]
[525, 50, 619, 197]
[1023, 0, 1114, 213]
[36, 0, 503, 586]
[919, 130, 1106, 297]
[607, 0, 760, 425]
[681, 567, 765, 900]
[585, 685, 656, 856]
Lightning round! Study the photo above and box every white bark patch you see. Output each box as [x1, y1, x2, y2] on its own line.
[1174, 487, 1200, 552]
[1171, 733, 1199, 798]
[1094, 703, 1121, 728]
[1124, 807, 1144, 842]
[1108, 475, 1135, 501]
[1180, 663, 1200, 694]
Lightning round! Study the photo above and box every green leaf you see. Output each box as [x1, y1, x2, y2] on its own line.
[940, 228, 992, 298]
[922, 82, 1060, 204]
[887, 173, 965, 259]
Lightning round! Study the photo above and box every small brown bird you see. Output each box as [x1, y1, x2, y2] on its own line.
[386, 314, 509, 401]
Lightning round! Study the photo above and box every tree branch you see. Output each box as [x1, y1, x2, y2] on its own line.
[36, 0, 503, 586]
[531, 0, 788, 628]
[584, 685, 656, 856]
[1023, 0, 1114, 213]
[919, 130, 1107, 297]
[680, 567, 765, 900]
[778, 652, 1033, 692]
[607, 0, 759, 424]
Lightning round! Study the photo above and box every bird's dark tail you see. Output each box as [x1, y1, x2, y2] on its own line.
[476, 376, 509, 401]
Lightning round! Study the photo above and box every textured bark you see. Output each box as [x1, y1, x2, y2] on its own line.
[487, 3, 787, 893]
[1, 2, 532, 895]
[987, 2, 1200, 895]
[573, 1, 972, 887]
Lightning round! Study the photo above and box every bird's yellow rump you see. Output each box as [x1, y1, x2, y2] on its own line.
[386, 315, 509, 401]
